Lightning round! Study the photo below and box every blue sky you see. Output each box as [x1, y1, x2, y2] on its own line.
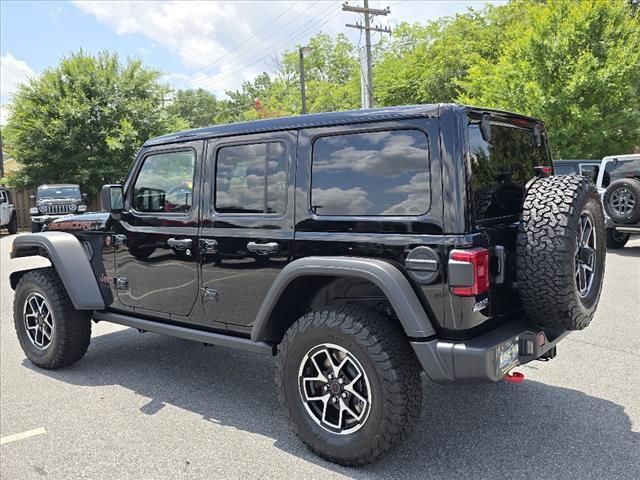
[1, 0, 500, 124]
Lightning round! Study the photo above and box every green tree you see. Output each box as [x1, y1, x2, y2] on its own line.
[374, 2, 531, 106]
[4, 50, 183, 193]
[272, 33, 360, 114]
[167, 88, 220, 129]
[458, 0, 640, 159]
[222, 72, 275, 122]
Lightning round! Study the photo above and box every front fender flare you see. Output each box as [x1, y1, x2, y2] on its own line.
[251, 256, 436, 342]
[10, 232, 105, 310]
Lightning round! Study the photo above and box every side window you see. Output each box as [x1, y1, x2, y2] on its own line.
[215, 141, 287, 215]
[311, 129, 430, 216]
[133, 150, 195, 213]
[0, 191, 6, 204]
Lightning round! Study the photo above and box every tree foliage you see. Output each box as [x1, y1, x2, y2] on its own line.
[166, 88, 220, 129]
[4, 51, 183, 192]
[3, 0, 639, 191]
[458, 0, 640, 159]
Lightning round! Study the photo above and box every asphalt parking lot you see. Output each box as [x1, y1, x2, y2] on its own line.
[1, 232, 639, 480]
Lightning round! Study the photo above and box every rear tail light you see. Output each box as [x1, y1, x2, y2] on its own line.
[534, 165, 553, 177]
[450, 248, 490, 296]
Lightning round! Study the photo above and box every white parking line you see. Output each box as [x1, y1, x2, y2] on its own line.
[0, 427, 47, 446]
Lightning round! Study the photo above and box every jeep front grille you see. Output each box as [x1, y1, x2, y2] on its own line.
[48, 204, 71, 214]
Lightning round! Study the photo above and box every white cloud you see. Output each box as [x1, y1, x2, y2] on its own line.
[1, 53, 34, 101]
[72, 1, 500, 99]
[1, 53, 35, 125]
[73, 1, 348, 97]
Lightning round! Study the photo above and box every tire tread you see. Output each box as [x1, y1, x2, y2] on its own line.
[276, 303, 422, 466]
[14, 267, 91, 369]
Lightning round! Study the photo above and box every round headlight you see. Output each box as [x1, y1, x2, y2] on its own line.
[69, 204, 78, 212]
[38, 205, 48, 213]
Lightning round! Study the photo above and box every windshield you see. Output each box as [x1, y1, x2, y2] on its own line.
[37, 186, 81, 200]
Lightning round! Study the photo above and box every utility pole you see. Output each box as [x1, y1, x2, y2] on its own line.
[299, 46, 313, 114]
[343, 1, 391, 108]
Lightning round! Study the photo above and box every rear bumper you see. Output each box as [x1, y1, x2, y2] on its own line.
[605, 217, 640, 232]
[411, 320, 569, 383]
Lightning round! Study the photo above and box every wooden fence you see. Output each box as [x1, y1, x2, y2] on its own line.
[6, 187, 101, 230]
[7, 188, 35, 228]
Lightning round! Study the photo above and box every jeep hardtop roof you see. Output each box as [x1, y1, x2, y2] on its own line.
[144, 103, 543, 147]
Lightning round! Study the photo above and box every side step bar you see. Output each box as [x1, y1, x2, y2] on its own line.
[92, 311, 275, 356]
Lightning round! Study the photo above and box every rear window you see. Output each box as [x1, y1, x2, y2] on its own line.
[602, 159, 640, 187]
[311, 129, 430, 216]
[469, 122, 549, 222]
[553, 163, 577, 175]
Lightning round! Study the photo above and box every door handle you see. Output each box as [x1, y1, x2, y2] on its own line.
[247, 241, 279, 254]
[167, 238, 192, 249]
[200, 238, 218, 254]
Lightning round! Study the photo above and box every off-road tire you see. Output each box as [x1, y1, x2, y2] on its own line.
[276, 303, 422, 466]
[7, 213, 18, 234]
[517, 175, 605, 331]
[14, 268, 91, 369]
[605, 228, 630, 249]
[603, 178, 640, 224]
[31, 221, 41, 233]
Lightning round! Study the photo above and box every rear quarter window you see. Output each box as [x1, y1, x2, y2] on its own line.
[553, 163, 578, 175]
[310, 129, 430, 216]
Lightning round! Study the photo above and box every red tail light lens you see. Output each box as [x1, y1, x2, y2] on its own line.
[534, 165, 554, 177]
[451, 248, 490, 296]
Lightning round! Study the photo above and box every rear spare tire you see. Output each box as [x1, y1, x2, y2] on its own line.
[517, 175, 605, 331]
[603, 178, 640, 224]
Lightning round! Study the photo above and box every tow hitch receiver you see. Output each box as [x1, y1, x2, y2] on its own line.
[504, 371, 525, 383]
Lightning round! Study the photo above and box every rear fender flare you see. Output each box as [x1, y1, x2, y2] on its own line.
[251, 256, 436, 342]
[10, 232, 105, 310]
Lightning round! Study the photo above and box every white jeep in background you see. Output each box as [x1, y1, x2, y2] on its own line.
[0, 187, 18, 234]
[596, 154, 640, 249]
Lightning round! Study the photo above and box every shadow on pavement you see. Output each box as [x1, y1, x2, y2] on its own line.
[25, 328, 640, 479]
[607, 245, 640, 258]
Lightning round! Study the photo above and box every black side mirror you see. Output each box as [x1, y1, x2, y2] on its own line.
[30, 195, 36, 205]
[82, 192, 88, 203]
[100, 184, 124, 213]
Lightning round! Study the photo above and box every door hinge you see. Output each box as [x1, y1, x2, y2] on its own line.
[113, 234, 126, 247]
[200, 239, 218, 254]
[116, 276, 129, 290]
[202, 287, 219, 302]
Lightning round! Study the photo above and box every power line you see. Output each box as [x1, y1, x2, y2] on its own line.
[343, 0, 392, 108]
[195, 2, 344, 91]
[193, 1, 304, 74]
[193, 2, 340, 89]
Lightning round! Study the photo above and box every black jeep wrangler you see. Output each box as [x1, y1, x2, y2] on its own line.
[29, 183, 88, 232]
[10, 104, 606, 466]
